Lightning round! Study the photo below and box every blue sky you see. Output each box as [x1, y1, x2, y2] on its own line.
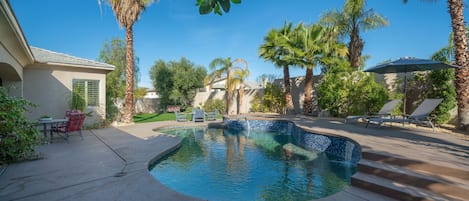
[10, 0, 463, 88]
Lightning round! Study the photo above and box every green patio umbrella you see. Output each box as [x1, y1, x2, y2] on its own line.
[364, 57, 459, 114]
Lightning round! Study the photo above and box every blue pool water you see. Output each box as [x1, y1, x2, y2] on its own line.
[149, 127, 356, 201]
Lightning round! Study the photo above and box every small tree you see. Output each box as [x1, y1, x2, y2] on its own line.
[150, 57, 206, 110]
[150, 60, 173, 110]
[0, 87, 39, 164]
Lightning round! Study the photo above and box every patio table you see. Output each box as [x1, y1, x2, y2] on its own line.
[36, 118, 68, 143]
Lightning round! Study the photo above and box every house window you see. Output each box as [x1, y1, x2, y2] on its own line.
[72, 79, 99, 107]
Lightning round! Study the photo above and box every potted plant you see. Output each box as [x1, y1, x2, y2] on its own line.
[39, 115, 52, 121]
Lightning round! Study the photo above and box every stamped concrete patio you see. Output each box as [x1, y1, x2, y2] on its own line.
[0, 116, 467, 201]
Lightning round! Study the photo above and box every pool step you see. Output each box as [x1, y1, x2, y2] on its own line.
[352, 172, 452, 201]
[361, 152, 469, 181]
[351, 152, 469, 201]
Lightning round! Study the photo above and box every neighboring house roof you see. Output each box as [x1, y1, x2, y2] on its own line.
[146, 88, 156, 93]
[244, 80, 262, 89]
[30, 46, 115, 71]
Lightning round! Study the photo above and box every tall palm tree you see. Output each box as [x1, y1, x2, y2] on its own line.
[404, 0, 469, 130]
[259, 22, 296, 114]
[446, 0, 469, 130]
[229, 68, 250, 114]
[207, 57, 248, 114]
[320, 0, 388, 69]
[292, 23, 348, 115]
[102, 0, 153, 123]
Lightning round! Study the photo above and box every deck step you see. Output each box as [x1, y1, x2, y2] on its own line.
[358, 159, 469, 201]
[351, 172, 455, 201]
[361, 151, 469, 181]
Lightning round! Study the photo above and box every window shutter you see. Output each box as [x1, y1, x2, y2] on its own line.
[87, 80, 99, 106]
[72, 79, 99, 107]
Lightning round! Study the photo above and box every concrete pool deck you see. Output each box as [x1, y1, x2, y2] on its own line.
[0, 116, 467, 201]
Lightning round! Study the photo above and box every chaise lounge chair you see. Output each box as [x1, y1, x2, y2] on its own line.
[345, 99, 401, 123]
[366, 98, 443, 131]
[205, 109, 219, 121]
[192, 109, 205, 122]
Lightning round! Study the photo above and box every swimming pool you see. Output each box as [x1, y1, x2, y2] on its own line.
[149, 120, 360, 201]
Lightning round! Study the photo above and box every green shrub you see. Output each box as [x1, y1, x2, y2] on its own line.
[428, 69, 457, 124]
[105, 97, 119, 124]
[407, 69, 456, 124]
[250, 83, 285, 114]
[250, 92, 262, 112]
[0, 87, 39, 164]
[203, 99, 225, 113]
[318, 65, 389, 117]
[185, 106, 194, 113]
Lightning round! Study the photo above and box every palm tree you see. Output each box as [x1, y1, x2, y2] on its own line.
[259, 22, 296, 114]
[320, 0, 388, 69]
[292, 23, 348, 115]
[446, 0, 469, 130]
[207, 57, 248, 114]
[403, 0, 469, 130]
[101, 0, 153, 123]
[229, 68, 250, 114]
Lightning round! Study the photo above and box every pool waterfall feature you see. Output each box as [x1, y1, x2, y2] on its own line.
[223, 118, 361, 165]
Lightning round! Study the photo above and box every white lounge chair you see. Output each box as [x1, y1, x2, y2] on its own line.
[345, 99, 401, 123]
[366, 98, 443, 131]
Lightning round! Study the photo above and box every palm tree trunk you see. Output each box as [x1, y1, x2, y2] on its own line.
[448, 0, 469, 130]
[284, 65, 294, 114]
[226, 64, 231, 115]
[348, 26, 363, 69]
[237, 84, 244, 115]
[123, 25, 135, 123]
[303, 67, 313, 115]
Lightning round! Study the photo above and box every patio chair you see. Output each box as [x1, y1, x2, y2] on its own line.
[192, 109, 205, 122]
[345, 99, 401, 123]
[65, 109, 81, 117]
[51, 112, 85, 142]
[175, 111, 188, 122]
[205, 109, 219, 121]
[366, 98, 443, 132]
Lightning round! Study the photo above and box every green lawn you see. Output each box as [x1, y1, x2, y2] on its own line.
[134, 113, 180, 123]
[133, 113, 221, 123]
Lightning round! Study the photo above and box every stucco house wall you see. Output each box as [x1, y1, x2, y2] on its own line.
[23, 64, 107, 126]
[1, 0, 114, 126]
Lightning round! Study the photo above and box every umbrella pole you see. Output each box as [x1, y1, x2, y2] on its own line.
[403, 72, 407, 115]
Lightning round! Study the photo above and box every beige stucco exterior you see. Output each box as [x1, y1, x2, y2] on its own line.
[0, 0, 113, 126]
[23, 64, 108, 126]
